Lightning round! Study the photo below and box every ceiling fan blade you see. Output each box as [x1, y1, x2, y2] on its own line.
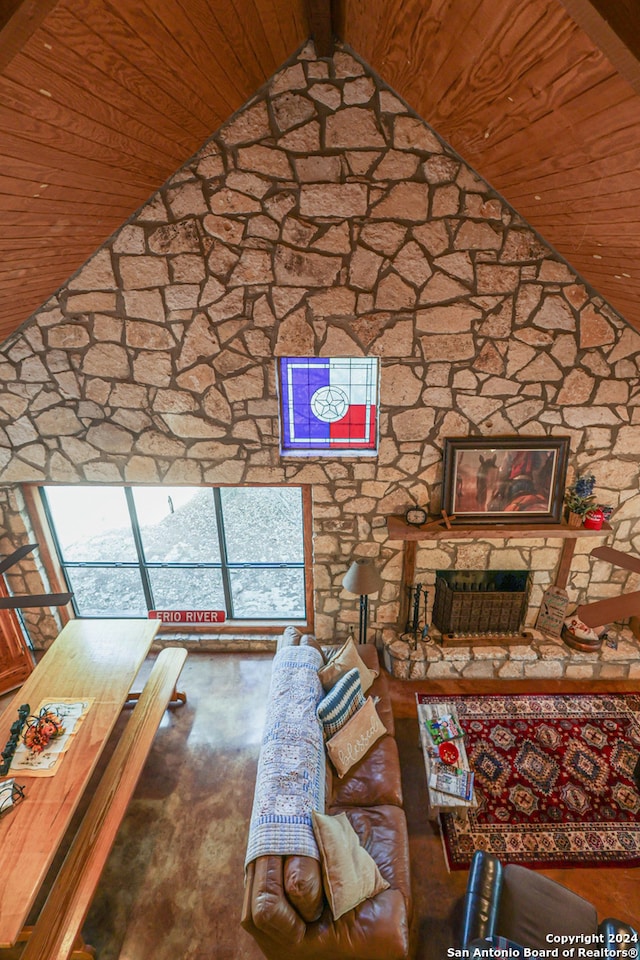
[0, 543, 37, 576]
[577, 590, 640, 627]
[0, 593, 73, 610]
[589, 545, 640, 575]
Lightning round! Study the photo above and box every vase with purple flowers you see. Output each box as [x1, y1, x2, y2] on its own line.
[564, 474, 596, 528]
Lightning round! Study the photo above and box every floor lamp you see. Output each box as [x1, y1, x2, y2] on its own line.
[342, 558, 383, 645]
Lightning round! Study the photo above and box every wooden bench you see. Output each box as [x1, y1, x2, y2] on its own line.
[18, 647, 188, 960]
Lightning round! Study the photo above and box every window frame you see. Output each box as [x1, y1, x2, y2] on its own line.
[23, 484, 314, 635]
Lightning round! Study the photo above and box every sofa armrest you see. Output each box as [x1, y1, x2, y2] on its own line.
[248, 855, 306, 945]
[599, 919, 638, 959]
[284, 855, 323, 923]
[460, 851, 504, 947]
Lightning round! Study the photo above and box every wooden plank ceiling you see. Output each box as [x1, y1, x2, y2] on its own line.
[0, 0, 308, 341]
[1, 0, 640, 341]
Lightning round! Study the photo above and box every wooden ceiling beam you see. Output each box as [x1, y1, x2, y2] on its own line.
[305, 0, 335, 57]
[559, 0, 640, 93]
[0, 0, 61, 71]
[0, 0, 24, 32]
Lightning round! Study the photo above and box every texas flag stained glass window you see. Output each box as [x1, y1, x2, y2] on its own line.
[279, 357, 379, 456]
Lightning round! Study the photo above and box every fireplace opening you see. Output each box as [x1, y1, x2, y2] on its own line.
[433, 569, 532, 639]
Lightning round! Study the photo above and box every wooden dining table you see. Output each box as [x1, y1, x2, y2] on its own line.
[0, 618, 160, 948]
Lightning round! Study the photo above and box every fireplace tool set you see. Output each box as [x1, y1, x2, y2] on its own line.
[403, 583, 431, 650]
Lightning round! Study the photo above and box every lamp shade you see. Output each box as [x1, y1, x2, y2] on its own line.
[342, 559, 383, 597]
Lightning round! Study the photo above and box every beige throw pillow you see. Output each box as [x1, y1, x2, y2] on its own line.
[325, 697, 386, 778]
[317, 636, 378, 694]
[311, 810, 389, 920]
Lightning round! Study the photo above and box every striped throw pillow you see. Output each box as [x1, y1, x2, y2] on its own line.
[317, 668, 365, 741]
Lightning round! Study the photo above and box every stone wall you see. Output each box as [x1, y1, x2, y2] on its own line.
[0, 43, 639, 648]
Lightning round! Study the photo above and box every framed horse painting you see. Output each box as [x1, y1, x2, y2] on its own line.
[442, 436, 570, 524]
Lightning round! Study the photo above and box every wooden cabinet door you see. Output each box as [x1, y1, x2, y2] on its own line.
[0, 580, 34, 695]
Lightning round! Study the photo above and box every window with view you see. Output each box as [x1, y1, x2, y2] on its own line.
[39, 485, 308, 622]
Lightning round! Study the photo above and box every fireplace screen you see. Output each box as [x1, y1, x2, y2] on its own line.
[433, 570, 532, 637]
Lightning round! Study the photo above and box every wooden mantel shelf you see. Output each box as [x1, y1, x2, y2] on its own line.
[386, 515, 613, 542]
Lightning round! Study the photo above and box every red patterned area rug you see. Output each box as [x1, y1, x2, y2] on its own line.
[417, 692, 640, 871]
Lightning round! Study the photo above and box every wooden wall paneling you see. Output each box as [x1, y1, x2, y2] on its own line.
[410, 13, 600, 156]
[80, 0, 234, 118]
[0, 279, 81, 313]
[0, 259, 89, 286]
[117, 0, 251, 117]
[0, 291, 67, 340]
[519, 208, 640, 237]
[502, 158, 640, 203]
[0, 175, 144, 211]
[408, 0, 526, 134]
[0, 110, 168, 192]
[2, 65, 189, 168]
[554, 80, 638, 137]
[0, 163, 152, 210]
[10, 35, 198, 160]
[611, 296, 640, 324]
[0, 151, 154, 199]
[342, 0, 583, 125]
[0, 267, 93, 301]
[469, 12, 594, 119]
[0, 284, 74, 314]
[47, 4, 215, 142]
[0, 284, 71, 314]
[513, 202, 635, 234]
[0, 251, 90, 278]
[495, 191, 640, 237]
[485, 85, 639, 180]
[341, 0, 486, 112]
[0, 0, 61, 71]
[336, 0, 401, 69]
[184, 0, 277, 90]
[455, 64, 617, 169]
[250, 0, 309, 65]
[2, 207, 137, 230]
[0, 85, 181, 177]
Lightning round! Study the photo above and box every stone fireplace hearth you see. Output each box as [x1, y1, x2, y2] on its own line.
[381, 625, 640, 681]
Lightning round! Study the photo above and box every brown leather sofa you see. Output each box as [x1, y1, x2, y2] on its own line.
[241, 639, 412, 960]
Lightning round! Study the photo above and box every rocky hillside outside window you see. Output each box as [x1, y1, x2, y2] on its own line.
[39, 485, 307, 621]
